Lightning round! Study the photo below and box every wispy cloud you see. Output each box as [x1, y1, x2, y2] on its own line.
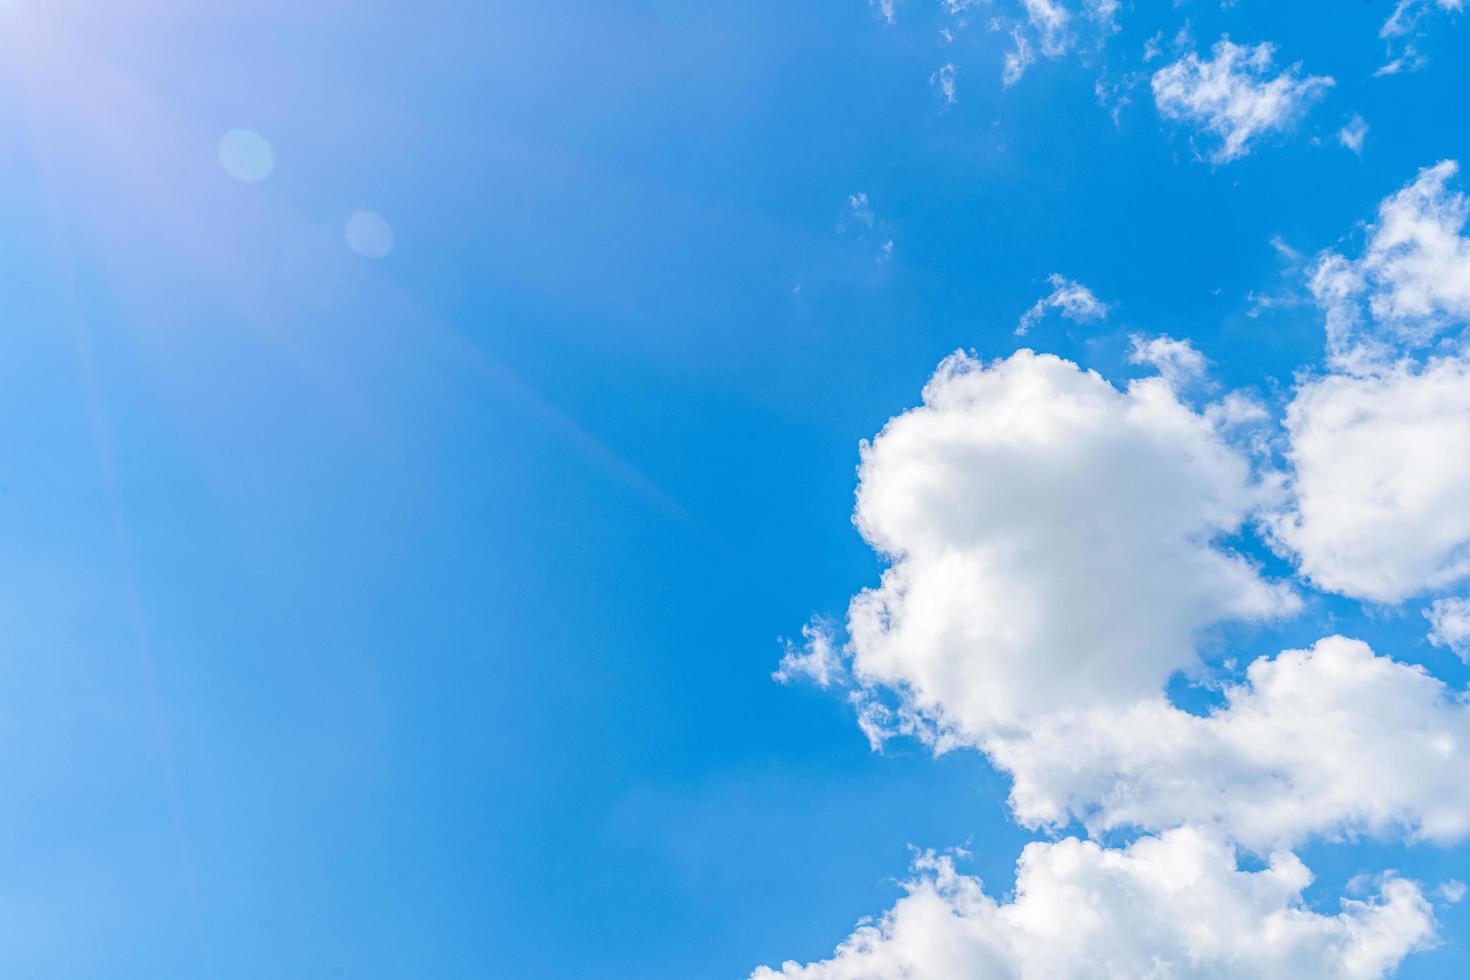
[930, 62, 958, 104]
[1152, 38, 1333, 163]
[1339, 114, 1369, 154]
[1015, 273, 1109, 335]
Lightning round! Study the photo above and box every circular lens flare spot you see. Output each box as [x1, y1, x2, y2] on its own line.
[218, 128, 275, 183]
[344, 210, 394, 258]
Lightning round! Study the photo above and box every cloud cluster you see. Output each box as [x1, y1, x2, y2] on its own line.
[761, 161, 1470, 979]
[1273, 162, 1470, 606]
[1152, 39, 1333, 162]
[753, 828, 1435, 979]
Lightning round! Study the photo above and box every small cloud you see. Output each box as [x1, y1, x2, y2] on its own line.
[1377, 0, 1456, 73]
[1129, 334, 1208, 388]
[839, 192, 895, 263]
[1375, 44, 1429, 76]
[1426, 597, 1470, 662]
[1002, 30, 1036, 86]
[870, 0, 897, 25]
[774, 621, 844, 688]
[1339, 114, 1369, 155]
[931, 63, 958, 104]
[843, 192, 875, 232]
[1152, 38, 1333, 163]
[1441, 880, 1468, 904]
[1016, 274, 1110, 336]
[1095, 71, 1143, 126]
[1381, 0, 1460, 39]
[1143, 30, 1165, 62]
[1270, 234, 1303, 264]
[1087, 0, 1121, 32]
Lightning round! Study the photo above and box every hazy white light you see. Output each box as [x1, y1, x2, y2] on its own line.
[344, 210, 394, 258]
[218, 128, 275, 183]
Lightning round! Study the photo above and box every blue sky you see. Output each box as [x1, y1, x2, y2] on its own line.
[3, 1, 1470, 977]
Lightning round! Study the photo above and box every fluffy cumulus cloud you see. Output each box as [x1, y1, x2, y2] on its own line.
[845, 349, 1294, 742]
[1427, 596, 1470, 660]
[1152, 39, 1333, 163]
[1014, 274, 1109, 335]
[993, 636, 1470, 851]
[1271, 358, 1470, 602]
[751, 827, 1435, 980]
[1310, 161, 1470, 372]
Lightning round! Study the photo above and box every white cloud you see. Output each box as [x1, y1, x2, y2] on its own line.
[762, 319, 1470, 973]
[1382, 0, 1463, 39]
[1143, 30, 1165, 62]
[1085, 0, 1119, 33]
[930, 62, 958, 104]
[1152, 38, 1334, 163]
[751, 826, 1435, 980]
[1427, 596, 1470, 660]
[1378, 1, 1460, 73]
[838, 192, 895, 262]
[1129, 333, 1208, 388]
[870, 0, 897, 26]
[1266, 165, 1470, 601]
[1001, 30, 1036, 87]
[996, 0, 1107, 86]
[842, 192, 874, 231]
[844, 350, 1295, 744]
[1271, 233, 1304, 263]
[1015, 273, 1109, 335]
[994, 636, 1470, 851]
[1310, 161, 1470, 372]
[1374, 47, 1427, 77]
[1340, 114, 1369, 155]
[1023, 0, 1071, 56]
[1271, 357, 1470, 602]
[773, 621, 844, 688]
